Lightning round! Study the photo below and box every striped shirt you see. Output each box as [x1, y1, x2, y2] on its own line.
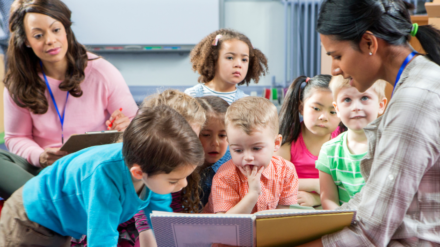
[316, 132, 366, 204]
[322, 55, 440, 246]
[204, 156, 299, 214]
[184, 84, 247, 105]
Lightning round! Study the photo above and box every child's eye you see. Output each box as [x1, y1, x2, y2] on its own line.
[343, 98, 351, 103]
[169, 181, 178, 185]
[361, 96, 369, 101]
[54, 28, 60, 33]
[201, 134, 210, 137]
[330, 111, 337, 115]
[253, 147, 262, 151]
[242, 58, 248, 62]
[313, 107, 320, 111]
[34, 34, 42, 39]
[333, 56, 341, 60]
[219, 134, 227, 138]
[227, 56, 233, 60]
[233, 149, 242, 153]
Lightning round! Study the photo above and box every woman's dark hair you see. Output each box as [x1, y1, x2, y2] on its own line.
[279, 75, 332, 145]
[123, 104, 204, 175]
[317, 0, 440, 66]
[4, 0, 96, 114]
[190, 28, 269, 86]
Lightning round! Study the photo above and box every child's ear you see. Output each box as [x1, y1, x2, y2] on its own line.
[299, 101, 304, 116]
[378, 97, 388, 115]
[333, 102, 341, 118]
[130, 164, 144, 180]
[273, 134, 283, 152]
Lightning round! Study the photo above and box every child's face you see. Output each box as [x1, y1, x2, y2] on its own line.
[334, 86, 386, 131]
[227, 125, 281, 174]
[199, 116, 228, 164]
[142, 164, 197, 195]
[301, 89, 340, 137]
[215, 39, 250, 86]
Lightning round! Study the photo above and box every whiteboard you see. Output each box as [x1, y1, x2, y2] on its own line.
[63, 0, 219, 45]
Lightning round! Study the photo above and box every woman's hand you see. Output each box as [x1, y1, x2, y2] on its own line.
[106, 108, 130, 131]
[297, 191, 321, 207]
[39, 148, 68, 168]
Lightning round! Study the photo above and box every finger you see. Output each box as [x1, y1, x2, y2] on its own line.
[108, 116, 119, 130]
[256, 166, 265, 176]
[52, 150, 68, 156]
[114, 121, 129, 132]
[112, 116, 129, 131]
[238, 166, 247, 176]
[110, 108, 123, 120]
[45, 148, 64, 155]
[251, 166, 258, 176]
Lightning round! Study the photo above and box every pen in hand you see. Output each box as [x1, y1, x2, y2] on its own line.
[108, 108, 123, 130]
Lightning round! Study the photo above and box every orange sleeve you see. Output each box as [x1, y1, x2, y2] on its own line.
[211, 171, 242, 213]
[278, 162, 299, 206]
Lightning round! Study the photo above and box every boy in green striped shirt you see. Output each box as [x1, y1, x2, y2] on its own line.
[316, 77, 387, 210]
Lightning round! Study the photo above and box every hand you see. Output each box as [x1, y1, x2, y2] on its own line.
[105, 108, 130, 131]
[297, 191, 321, 207]
[39, 148, 68, 168]
[239, 165, 264, 196]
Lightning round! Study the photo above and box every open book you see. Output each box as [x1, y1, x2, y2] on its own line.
[150, 208, 356, 247]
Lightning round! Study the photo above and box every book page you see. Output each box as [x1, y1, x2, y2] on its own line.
[173, 224, 239, 247]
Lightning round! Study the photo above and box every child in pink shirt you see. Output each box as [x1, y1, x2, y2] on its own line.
[276, 75, 342, 207]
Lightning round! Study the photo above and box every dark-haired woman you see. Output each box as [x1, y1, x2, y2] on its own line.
[299, 0, 440, 246]
[0, 0, 138, 199]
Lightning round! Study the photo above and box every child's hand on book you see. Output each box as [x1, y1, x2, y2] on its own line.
[239, 165, 264, 196]
[297, 191, 321, 207]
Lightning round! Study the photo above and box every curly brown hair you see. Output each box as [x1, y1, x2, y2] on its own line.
[4, 0, 96, 114]
[190, 29, 268, 86]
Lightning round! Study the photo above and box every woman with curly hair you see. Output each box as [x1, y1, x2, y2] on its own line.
[0, 0, 138, 198]
[185, 29, 269, 105]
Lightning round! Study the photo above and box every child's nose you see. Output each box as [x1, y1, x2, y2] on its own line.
[319, 113, 328, 121]
[234, 59, 242, 68]
[352, 101, 362, 111]
[244, 151, 253, 161]
[211, 137, 220, 147]
[179, 178, 188, 189]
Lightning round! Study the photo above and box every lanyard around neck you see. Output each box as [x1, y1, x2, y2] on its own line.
[39, 61, 69, 144]
[392, 51, 417, 96]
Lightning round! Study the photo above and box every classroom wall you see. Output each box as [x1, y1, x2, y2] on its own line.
[101, 0, 285, 87]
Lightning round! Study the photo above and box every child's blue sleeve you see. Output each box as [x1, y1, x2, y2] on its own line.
[82, 169, 123, 247]
[143, 192, 172, 230]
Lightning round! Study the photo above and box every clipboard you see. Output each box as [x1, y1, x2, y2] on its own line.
[59, 130, 123, 153]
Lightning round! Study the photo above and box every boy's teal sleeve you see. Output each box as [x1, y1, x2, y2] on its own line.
[144, 192, 172, 229]
[315, 148, 331, 174]
[83, 169, 122, 247]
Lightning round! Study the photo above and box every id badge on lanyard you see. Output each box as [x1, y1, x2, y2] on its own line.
[39, 61, 69, 144]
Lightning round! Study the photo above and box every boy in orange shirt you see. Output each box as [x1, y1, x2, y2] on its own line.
[205, 96, 299, 214]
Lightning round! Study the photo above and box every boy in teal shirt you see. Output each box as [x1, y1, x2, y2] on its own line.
[0, 105, 204, 247]
[316, 77, 387, 209]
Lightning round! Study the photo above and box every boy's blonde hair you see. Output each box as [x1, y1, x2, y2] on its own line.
[140, 89, 206, 128]
[225, 96, 279, 136]
[330, 75, 387, 100]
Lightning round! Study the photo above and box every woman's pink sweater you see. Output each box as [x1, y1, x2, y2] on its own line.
[4, 54, 138, 167]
